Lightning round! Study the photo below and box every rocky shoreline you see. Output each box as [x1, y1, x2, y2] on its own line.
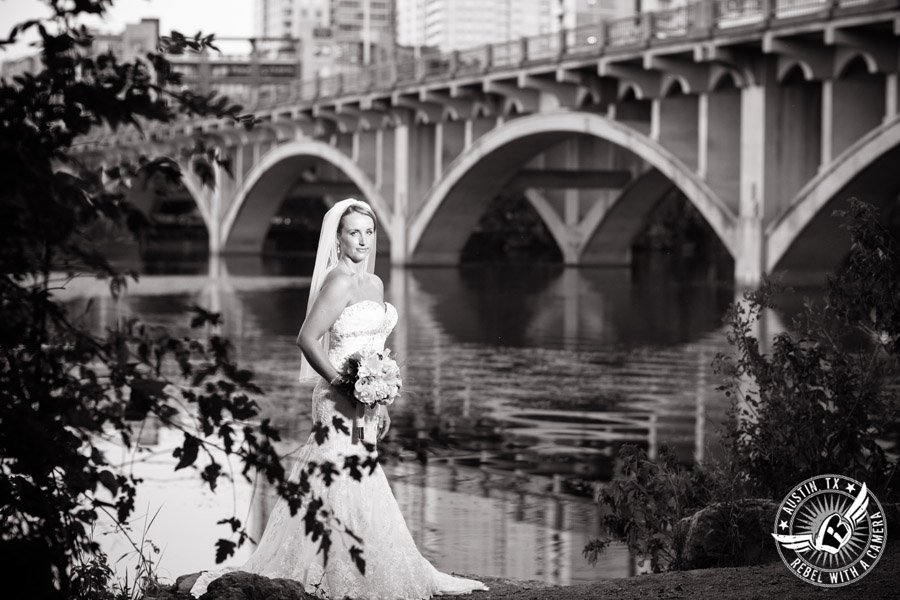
[145, 501, 899, 600]
[148, 539, 898, 600]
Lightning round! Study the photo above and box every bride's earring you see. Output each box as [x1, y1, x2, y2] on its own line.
[335, 243, 341, 258]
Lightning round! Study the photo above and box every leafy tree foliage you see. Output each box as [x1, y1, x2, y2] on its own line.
[714, 199, 900, 500]
[0, 2, 374, 597]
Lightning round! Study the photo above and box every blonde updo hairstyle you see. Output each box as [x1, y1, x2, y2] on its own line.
[337, 202, 377, 233]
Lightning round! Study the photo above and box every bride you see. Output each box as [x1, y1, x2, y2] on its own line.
[190, 198, 487, 599]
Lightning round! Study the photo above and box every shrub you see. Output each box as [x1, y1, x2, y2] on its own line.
[714, 200, 900, 501]
[584, 444, 711, 573]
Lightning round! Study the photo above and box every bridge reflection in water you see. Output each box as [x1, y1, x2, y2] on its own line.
[376, 461, 630, 583]
[60, 257, 757, 584]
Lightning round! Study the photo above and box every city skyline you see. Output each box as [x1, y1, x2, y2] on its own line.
[1, 0, 649, 67]
[0, 0, 255, 61]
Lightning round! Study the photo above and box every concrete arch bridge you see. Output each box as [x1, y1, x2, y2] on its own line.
[87, 0, 900, 286]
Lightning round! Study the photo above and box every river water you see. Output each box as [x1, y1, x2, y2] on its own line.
[62, 255, 740, 586]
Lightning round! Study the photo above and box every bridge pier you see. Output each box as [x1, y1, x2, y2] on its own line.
[390, 124, 410, 265]
[885, 73, 898, 122]
[704, 84, 741, 218]
[735, 83, 766, 288]
[206, 163, 235, 256]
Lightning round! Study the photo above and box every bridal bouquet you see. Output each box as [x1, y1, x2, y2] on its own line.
[336, 348, 402, 442]
[339, 347, 402, 407]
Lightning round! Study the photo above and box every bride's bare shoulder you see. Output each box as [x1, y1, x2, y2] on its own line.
[367, 272, 384, 291]
[319, 270, 353, 299]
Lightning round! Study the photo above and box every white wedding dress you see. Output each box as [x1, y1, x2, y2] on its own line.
[190, 300, 487, 599]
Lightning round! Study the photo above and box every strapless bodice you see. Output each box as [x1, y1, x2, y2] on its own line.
[328, 300, 397, 370]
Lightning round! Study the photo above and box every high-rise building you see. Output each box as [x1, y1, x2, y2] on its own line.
[396, 0, 426, 48]
[396, 0, 633, 52]
[396, 0, 552, 52]
[566, 0, 635, 28]
[256, 0, 331, 38]
[256, 0, 396, 76]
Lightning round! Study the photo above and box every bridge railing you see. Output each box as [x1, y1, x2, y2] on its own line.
[455, 46, 490, 76]
[713, 0, 766, 28]
[239, 0, 894, 111]
[491, 39, 525, 69]
[526, 31, 563, 61]
[605, 15, 647, 47]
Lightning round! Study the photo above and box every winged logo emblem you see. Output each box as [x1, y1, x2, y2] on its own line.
[772, 483, 869, 555]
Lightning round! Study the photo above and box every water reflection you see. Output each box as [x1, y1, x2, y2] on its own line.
[58, 259, 737, 585]
[416, 263, 732, 350]
[385, 461, 632, 583]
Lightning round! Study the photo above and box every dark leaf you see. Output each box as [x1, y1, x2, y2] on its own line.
[190, 305, 222, 328]
[217, 517, 242, 533]
[344, 456, 363, 481]
[318, 461, 338, 487]
[332, 415, 349, 435]
[312, 422, 329, 445]
[97, 470, 119, 494]
[173, 433, 200, 470]
[202, 462, 222, 491]
[350, 545, 366, 575]
[215, 539, 236, 564]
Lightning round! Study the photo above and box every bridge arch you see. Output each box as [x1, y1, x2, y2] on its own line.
[619, 82, 645, 101]
[179, 169, 214, 231]
[121, 154, 213, 234]
[221, 139, 392, 253]
[777, 60, 816, 83]
[580, 168, 676, 265]
[711, 69, 740, 91]
[766, 115, 900, 273]
[836, 52, 878, 78]
[661, 76, 688, 97]
[577, 87, 601, 108]
[408, 111, 739, 263]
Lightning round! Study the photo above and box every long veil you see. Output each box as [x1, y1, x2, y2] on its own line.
[298, 198, 377, 382]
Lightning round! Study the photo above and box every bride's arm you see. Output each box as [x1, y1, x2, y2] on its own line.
[377, 405, 391, 441]
[296, 275, 351, 383]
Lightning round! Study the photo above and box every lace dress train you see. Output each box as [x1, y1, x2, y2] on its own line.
[190, 302, 487, 599]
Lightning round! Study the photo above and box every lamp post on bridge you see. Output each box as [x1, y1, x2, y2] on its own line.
[362, 0, 371, 65]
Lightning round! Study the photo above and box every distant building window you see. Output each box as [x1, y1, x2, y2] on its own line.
[172, 64, 198, 76]
[211, 64, 251, 77]
[260, 64, 296, 77]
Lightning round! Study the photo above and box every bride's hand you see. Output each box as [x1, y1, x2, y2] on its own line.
[377, 409, 391, 441]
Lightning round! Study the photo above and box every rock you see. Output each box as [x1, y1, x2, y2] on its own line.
[141, 575, 194, 600]
[880, 502, 900, 536]
[674, 499, 779, 570]
[198, 571, 317, 600]
[176, 572, 202, 593]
